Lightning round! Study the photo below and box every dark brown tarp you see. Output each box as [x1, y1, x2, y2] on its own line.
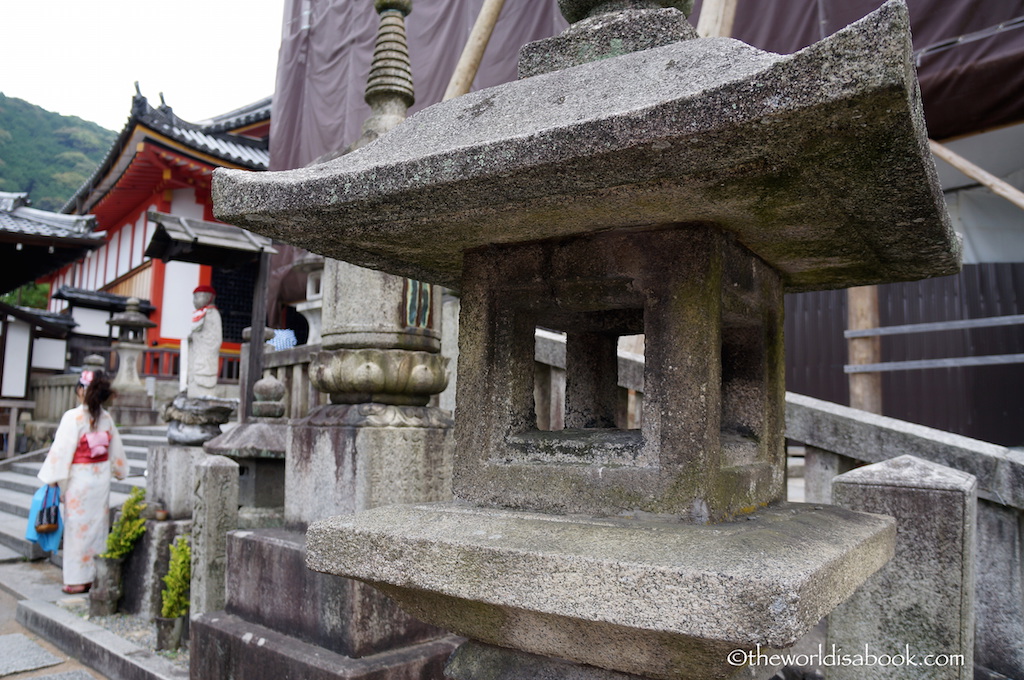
[269, 0, 567, 171]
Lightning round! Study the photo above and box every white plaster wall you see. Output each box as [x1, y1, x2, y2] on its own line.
[107, 231, 121, 285]
[134, 212, 148, 267]
[161, 260, 201, 340]
[2, 319, 31, 398]
[32, 337, 66, 371]
[118, 223, 132, 277]
[72, 307, 111, 338]
[170, 188, 204, 220]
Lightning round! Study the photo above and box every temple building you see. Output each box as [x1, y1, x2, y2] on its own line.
[44, 91, 271, 361]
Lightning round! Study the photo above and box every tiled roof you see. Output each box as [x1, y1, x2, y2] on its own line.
[63, 93, 270, 215]
[0, 193, 104, 294]
[131, 95, 270, 169]
[198, 96, 272, 134]
[0, 193, 99, 239]
[52, 285, 155, 313]
[0, 301, 76, 338]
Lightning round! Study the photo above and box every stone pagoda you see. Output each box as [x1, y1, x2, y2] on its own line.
[212, 1, 960, 678]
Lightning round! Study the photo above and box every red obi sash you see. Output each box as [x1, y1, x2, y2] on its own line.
[72, 431, 111, 464]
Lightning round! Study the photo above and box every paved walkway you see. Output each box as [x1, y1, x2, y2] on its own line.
[0, 561, 109, 680]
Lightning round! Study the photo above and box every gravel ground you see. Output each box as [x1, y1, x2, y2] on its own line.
[56, 597, 189, 672]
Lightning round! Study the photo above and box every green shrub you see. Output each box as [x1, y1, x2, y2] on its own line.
[100, 486, 146, 559]
[161, 535, 191, 619]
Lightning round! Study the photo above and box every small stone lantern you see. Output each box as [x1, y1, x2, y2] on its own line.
[107, 297, 155, 395]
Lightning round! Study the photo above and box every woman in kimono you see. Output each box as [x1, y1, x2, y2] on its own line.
[38, 371, 128, 594]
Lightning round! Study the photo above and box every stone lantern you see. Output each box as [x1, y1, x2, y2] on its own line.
[292, 253, 325, 345]
[107, 297, 155, 396]
[212, 1, 960, 678]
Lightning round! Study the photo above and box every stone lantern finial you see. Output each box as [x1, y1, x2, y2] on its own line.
[520, 0, 698, 78]
[557, 0, 693, 23]
[353, 0, 415, 151]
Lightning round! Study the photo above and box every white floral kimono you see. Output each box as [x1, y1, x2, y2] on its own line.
[38, 405, 128, 585]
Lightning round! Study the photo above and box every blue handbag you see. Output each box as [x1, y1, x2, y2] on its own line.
[25, 485, 63, 554]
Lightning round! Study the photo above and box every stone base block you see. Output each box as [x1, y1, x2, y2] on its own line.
[307, 502, 895, 680]
[121, 519, 191, 619]
[108, 406, 162, 427]
[190, 612, 459, 680]
[975, 500, 1024, 678]
[226, 528, 443, 657]
[285, 404, 453, 527]
[238, 506, 285, 529]
[445, 640, 780, 680]
[147, 445, 206, 520]
[830, 455, 976, 680]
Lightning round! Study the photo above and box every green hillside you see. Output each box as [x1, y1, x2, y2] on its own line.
[0, 93, 116, 211]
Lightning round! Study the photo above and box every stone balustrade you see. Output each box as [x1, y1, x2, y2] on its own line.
[260, 344, 325, 420]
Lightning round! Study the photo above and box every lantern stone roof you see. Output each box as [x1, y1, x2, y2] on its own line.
[214, 2, 960, 293]
[52, 286, 155, 314]
[63, 92, 270, 221]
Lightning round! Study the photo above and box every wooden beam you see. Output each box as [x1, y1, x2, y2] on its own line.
[242, 250, 271, 421]
[696, 0, 739, 38]
[443, 0, 506, 101]
[929, 139, 1024, 213]
[847, 285, 883, 414]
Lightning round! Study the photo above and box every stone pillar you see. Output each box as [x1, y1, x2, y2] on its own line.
[294, 0, 452, 528]
[191, 455, 239, 616]
[804, 445, 859, 504]
[830, 455, 976, 680]
[192, 4, 461, 679]
[974, 501, 1024, 678]
[146, 445, 206, 520]
[204, 376, 288, 528]
[294, 254, 325, 345]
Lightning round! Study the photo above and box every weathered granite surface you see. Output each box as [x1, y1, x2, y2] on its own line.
[830, 456, 976, 680]
[453, 226, 786, 520]
[307, 502, 895, 680]
[519, 7, 698, 78]
[146, 445, 205, 520]
[222, 529, 442, 657]
[285, 404, 454, 528]
[214, 1, 959, 293]
[191, 455, 239, 616]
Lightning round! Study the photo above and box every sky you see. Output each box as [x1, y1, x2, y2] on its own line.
[1, 0, 286, 132]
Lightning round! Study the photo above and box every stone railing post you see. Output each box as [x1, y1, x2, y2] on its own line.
[191, 454, 240, 616]
[830, 455, 976, 680]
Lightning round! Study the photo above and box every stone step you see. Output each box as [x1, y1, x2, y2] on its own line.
[124, 446, 149, 461]
[0, 508, 45, 559]
[0, 469, 40, 496]
[12, 460, 146, 479]
[0, 541, 20, 563]
[0, 485, 35, 518]
[120, 433, 167, 447]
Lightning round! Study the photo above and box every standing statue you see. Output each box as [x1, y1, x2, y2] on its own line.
[188, 285, 222, 398]
[163, 283, 234, 446]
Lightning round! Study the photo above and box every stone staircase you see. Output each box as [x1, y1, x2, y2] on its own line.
[0, 425, 164, 561]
